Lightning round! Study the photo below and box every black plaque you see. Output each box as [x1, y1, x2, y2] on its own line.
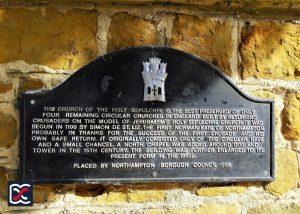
[19, 47, 274, 183]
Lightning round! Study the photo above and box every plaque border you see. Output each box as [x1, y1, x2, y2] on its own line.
[19, 46, 275, 184]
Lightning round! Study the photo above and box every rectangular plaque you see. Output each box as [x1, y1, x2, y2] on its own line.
[19, 47, 274, 183]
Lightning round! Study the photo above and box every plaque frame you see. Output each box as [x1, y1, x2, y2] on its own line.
[19, 46, 275, 184]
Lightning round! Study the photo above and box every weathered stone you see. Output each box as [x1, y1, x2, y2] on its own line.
[250, 90, 281, 134]
[241, 22, 300, 80]
[0, 81, 13, 94]
[197, 184, 247, 196]
[251, 90, 276, 100]
[6, 1, 300, 19]
[99, 185, 166, 203]
[0, 8, 98, 70]
[248, 203, 300, 214]
[127, 189, 166, 203]
[196, 204, 241, 214]
[102, 191, 128, 203]
[144, 209, 166, 214]
[170, 15, 233, 76]
[0, 112, 17, 148]
[0, 167, 17, 199]
[3, 1, 300, 8]
[0, 167, 8, 199]
[145, 203, 240, 214]
[145, 208, 197, 214]
[107, 13, 159, 52]
[265, 149, 298, 196]
[282, 93, 300, 141]
[101, 187, 128, 203]
[19, 76, 45, 94]
[33, 185, 56, 203]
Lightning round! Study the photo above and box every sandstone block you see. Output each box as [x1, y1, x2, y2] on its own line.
[127, 189, 166, 203]
[94, 186, 127, 203]
[250, 90, 281, 134]
[112, 183, 186, 204]
[248, 203, 300, 214]
[197, 184, 247, 196]
[102, 191, 128, 203]
[0, 81, 13, 94]
[33, 185, 57, 203]
[0, 167, 8, 199]
[196, 204, 240, 214]
[170, 15, 234, 76]
[282, 93, 300, 140]
[145, 203, 240, 214]
[250, 90, 276, 100]
[0, 167, 17, 199]
[19, 76, 45, 94]
[0, 112, 17, 148]
[241, 22, 300, 80]
[0, 8, 98, 70]
[265, 149, 298, 196]
[107, 13, 159, 52]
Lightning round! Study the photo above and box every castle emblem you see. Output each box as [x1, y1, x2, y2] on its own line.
[142, 57, 168, 102]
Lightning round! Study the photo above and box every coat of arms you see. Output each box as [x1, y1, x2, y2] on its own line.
[142, 57, 168, 102]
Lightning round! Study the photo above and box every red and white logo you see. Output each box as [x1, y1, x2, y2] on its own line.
[8, 182, 33, 206]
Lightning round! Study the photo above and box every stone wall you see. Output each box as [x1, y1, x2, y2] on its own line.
[0, 1, 299, 213]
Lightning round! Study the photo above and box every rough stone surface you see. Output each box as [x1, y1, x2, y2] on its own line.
[3, 1, 300, 20]
[0, 167, 7, 199]
[0, 167, 17, 199]
[0, 80, 13, 94]
[282, 93, 300, 141]
[250, 90, 283, 144]
[197, 204, 241, 214]
[170, 15, 233, 76]
[250, 90, 276, 100]
[241, 22, 300, 80]
[19, 76, 45, 94]
[127, 189, 166, 202]
[265, 149, 299, 196]
[145, 203, 241, 214]
[107, 13, 159, 52]
[0, 112, 17, 148]
[96, 186, 166, 203]
[197, 185, 247, 196]
[0, 8, 98, 70]
[101, 190, 128, 203]
[72, 186, 129, 204]
[33, 185, 57, 203]
[248, 204, 300, 214]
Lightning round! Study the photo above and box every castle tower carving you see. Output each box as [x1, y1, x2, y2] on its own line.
[142, 57, 168, 102]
